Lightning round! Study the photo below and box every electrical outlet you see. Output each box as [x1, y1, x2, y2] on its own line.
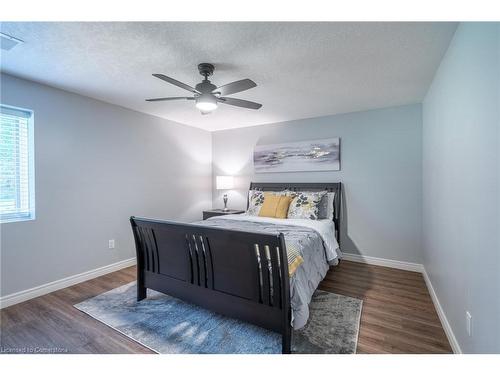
[108, 239, 115, 249]
[466, 311, 472, 336]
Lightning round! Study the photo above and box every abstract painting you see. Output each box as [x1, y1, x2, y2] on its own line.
[254, 138, 340, 173]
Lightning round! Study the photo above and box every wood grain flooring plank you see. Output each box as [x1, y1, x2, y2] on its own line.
[0, 261, 452, 354]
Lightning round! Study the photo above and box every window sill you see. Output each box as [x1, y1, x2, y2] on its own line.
[0, 215, 36, 224]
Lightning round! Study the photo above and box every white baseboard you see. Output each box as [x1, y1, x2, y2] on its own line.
[422, 269, 462, 354]
[0, 257, 136, 309]
[342, 252, 424, 273]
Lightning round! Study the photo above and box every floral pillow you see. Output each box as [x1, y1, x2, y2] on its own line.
[287, 191, 326, 220]
[246, 190, 265, 215]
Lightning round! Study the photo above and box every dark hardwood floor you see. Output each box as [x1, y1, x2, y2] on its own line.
[0, 261, 452, 354]
[320, 261, 452, 353]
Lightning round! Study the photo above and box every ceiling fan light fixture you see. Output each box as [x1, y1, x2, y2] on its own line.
[195, 94, 218, 113]
[146, 64, 261, 114]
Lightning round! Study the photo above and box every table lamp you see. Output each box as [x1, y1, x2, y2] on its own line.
[216, 176, 234, 211]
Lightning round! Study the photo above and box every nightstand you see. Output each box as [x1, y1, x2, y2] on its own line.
[203, 209, 245, 220]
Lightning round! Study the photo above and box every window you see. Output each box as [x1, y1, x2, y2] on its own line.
[0, 105, 35, 223]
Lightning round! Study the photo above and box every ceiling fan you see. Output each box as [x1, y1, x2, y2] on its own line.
[145, 63, 262, 114]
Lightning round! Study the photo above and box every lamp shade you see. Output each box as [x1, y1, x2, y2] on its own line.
[216, 176, 234, 190]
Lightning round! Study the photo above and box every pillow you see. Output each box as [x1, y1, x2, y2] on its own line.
[259, 193, 293, 219]
[317, 192, 336, 220]
[247, 190, 265, 215]
[287, 191, 326, 220]
[247, 189, 291, 216]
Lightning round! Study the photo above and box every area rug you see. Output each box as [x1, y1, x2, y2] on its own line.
[74, 282, 362, 354]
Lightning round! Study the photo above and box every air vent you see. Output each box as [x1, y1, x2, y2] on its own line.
[0, 32, 24, 51]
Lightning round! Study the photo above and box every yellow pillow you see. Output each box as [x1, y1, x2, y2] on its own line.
[259, 193, 293, 219]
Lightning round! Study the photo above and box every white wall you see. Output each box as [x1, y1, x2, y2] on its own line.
[422, 23, 500, 353]
[0, 74, 213, 297]
[212, 104, 423, 263]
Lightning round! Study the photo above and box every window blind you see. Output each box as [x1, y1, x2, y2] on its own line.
[0, 105, 35, 222]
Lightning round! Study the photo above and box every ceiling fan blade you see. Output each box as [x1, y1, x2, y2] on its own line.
[213, 79, 257, 96]
[152, 74, 200, 94]
[218, 97, 262, 110]
[145, 97, 194, 102]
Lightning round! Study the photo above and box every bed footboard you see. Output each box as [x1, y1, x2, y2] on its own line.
[130, 216, 292, 353]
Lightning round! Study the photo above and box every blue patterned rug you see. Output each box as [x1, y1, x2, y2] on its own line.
[74, 282, 362, 354]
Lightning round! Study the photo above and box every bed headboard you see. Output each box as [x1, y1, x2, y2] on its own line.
[248, 182, 342, 245]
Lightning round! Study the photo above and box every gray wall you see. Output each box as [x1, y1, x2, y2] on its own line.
[212, 104, 423, 263]
[422, 23, 500, 353]
[0, 74, 212, 297]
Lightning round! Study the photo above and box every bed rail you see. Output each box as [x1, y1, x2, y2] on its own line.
[130, 216, 292, 353]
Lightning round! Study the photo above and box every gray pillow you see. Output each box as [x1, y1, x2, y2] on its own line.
[317, 192, 336, 220]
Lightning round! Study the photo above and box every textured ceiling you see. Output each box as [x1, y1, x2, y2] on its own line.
[0, 22, 457, 131]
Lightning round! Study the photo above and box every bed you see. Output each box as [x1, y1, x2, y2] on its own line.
[130, 182, 342, 353]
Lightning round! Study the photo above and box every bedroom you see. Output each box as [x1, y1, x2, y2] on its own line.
[0, 1, 499, 373]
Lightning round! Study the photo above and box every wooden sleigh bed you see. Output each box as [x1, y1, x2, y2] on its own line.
[130, 182, 342, 353]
